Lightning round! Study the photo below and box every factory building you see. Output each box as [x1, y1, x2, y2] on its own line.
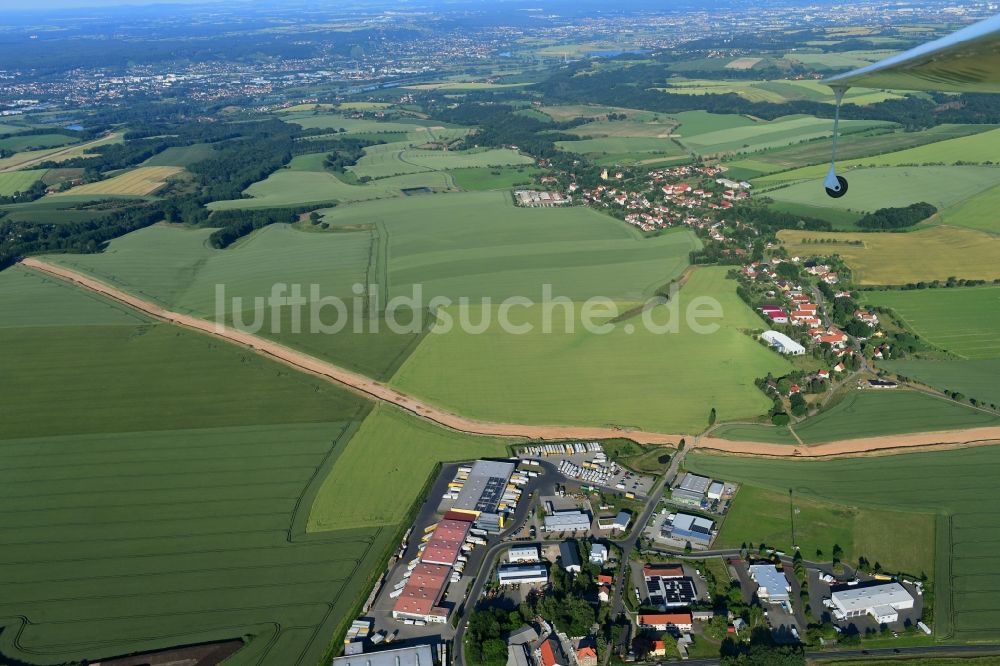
[672, 473, 711, 504]
[831, 583, 914, 624]
[508, 545, 541, 563]
[392, 563, 451, 624]
[762, 330, 806, 355]
[644, 564, 697, 609]
[392, 510, 474, 623]
[748, 564, 791, 603]
[543, 510, 591, 533]
[663, 513, 714, 546]
[333, 644, 435, 666]
[451, 460, 517, 534]
[497, 563, 549, 585]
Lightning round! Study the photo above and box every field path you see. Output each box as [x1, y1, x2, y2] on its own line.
[20, 257, 1000, 457]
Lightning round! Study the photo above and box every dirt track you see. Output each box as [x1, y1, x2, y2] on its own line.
[21, 257, 1000, 458]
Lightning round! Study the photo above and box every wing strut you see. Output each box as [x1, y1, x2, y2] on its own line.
[824, 86, 849, 198]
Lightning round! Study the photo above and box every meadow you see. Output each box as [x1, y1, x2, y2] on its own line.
[862, 287, 1000, 359]
[57, 166, 183, 196]
[308, 405, 509, 532]
[538, 105, 663, 122]
[449, 165, 542, 190]
[283, 114, 440, 134]
[714, 484, 936, 577]
[391, 267, 791, 434]
[0, 264, 397, 665]
[141, 143, 218, 167]
[729, 124, 992, 174]
[781, 50, 897, 70]
[778, 227, 1000, 285]
[756, 127, 1000, 184]
[658, 79, 903, 106]
[764, 166, 1000, 213]
[347, 144, 533, 181]
[687, 444, 1000, 641]
[555, 136, 687, 164]
[208, 168, 456, 209]
[711, 390, 999, 445]
[935, 181, 1000, 233]
[316, 190, 701, 302]
[791, 390, 1000, 444]
[880, 359, 1000, 407]
[567, 118, 677, 139]
[676, 115, 893, 156]
[671, 110, 756, 136]
[0, 169, 46, 196]
[0, 132, 78, 152]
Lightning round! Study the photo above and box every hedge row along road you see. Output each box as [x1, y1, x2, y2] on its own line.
[21, 257, 1000, 458]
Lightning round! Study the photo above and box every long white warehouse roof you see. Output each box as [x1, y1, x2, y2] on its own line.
[832, 583, 913, 613]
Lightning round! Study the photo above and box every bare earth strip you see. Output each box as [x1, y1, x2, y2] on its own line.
[19, 257, 1000, 457]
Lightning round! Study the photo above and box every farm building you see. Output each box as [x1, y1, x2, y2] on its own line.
[707, 481, 724, 500]
[831, 583, 914, 624]
[544, 510, 591, 533]
[497, 563, 549, 585]
[559, 541, 582, 573]
[762, 330, 806, 355]
[508, 545, 541, 563]
[663, 513, 714, 546]
[333, 645, 435, 666]
[748, 564, 791, 603]
[515, 190, 570, 207]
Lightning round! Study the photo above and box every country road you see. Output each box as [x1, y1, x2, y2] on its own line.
[0, 132, 119, 172]
[21, 256, 1000, 457]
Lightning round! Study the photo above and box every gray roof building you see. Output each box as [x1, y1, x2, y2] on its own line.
[333, 645, 435, 666]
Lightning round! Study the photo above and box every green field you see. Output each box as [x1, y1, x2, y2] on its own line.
[779, 227, 1000, 285]
[715, 484, 935, 576]
[0, 264, 398, 665]
[556, 136, 687, 163]
[659, 78, 904, 106]
[936, 181, 1000, 233]
[671, 110, 757, 136]
[283, 114, 439, 134]
[713, 390, 999, 445]
[863, 287, 1000, 359]
[317, 191, 701, 302]
[0, 169, 46, 196]
[0, 132, 78, 152]
[391, 267, 792, 434]
[791, 390, 1000, 444]
[757, 127, 1000, 184]
[710, 423, 799, 445]
[677, 114, 893, 156]
[43, 222, 427, 381]
[567, 118, 677, 139]
[782, 50, 897, 70]
[308, 405, 509, 531]
[880, 359, 1000, 406]
[449, 165, 542, 190]
[207, 168, 456, 209]
[731, 124, 993, 173]
[687, 444, 1000, 640]
[141, 143, 218, 167]
[348, 144, 532, 181]
[764, 166, 1000, 213]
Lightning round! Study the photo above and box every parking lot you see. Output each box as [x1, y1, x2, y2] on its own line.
[518, 445, 655, 498]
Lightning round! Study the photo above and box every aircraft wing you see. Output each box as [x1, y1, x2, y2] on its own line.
[824, 13, 1000, 92]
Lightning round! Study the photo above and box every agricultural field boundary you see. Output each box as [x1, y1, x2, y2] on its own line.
[20, 257, 1000, 456]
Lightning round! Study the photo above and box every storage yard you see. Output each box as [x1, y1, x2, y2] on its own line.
[519, 442, 655, 498]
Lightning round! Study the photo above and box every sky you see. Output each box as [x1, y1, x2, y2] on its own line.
[0, 0, 218, 9]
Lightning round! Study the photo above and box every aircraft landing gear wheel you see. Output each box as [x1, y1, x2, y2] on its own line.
[825, 175, 848, 198]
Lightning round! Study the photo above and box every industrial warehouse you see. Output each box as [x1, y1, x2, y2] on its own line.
[643, 563, 697, 609]
[830, 582, 915, 624]
[662, 513, 715, 547]
[445, 460, 522, 533]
